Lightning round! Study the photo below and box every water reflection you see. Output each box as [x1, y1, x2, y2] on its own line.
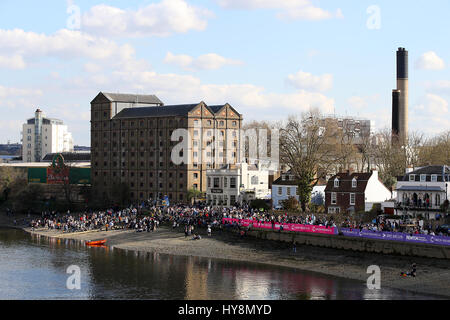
[0, 228, 441, 300]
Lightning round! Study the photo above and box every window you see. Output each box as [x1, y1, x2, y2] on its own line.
[420, 174, 426, 182]
[193, 173, 198, 179]
[350, 193, 356, 205]
[232, 121, 237, 126]
[214, 177, 220, 188]
[208, 178, 211, 188]
[431, 175, 438, 182]
[194, 130, 198, 137]
[287, 188, 291, 196]
[194, 120, 199, 126]
[230, 178, 237, 189]
[207, 120, 212, 126]
[436, 194, 441, 206]
[409, 174, 415, 182]
[331, 192, 337, 204]
[219, 121, 224, 126]
[251, 176, 259, 184]
[334, 178, 340, 188]
[352, 178, 357, 188]
[224, 178, 227, 188]
[278, 187, 282, 195]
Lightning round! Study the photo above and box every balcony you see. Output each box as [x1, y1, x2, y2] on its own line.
[394, 201, 444, 213]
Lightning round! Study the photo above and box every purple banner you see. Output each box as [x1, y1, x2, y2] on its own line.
[341, 229, 450, 246]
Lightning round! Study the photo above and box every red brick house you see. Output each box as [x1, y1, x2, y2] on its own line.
[325, 170, 392, 214]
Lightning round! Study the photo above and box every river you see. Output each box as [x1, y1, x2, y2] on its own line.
[0, 228, 440, 300]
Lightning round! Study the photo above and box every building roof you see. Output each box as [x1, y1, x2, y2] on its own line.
[396, 186, 445, 192]
[209, 105, 225, 113]
[397, 165, 450, 182]
[325, 172, 373, 193]
[101, 92, 164, 105]
[42, 152, 91, 162]
[113, 103, 201, 119]
[27, 117, 64, 125]
[272, 172, 298, 186]
[209, 103, 242, 117]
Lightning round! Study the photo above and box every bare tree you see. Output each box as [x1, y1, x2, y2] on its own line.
[418, 130, 450, 166]
[279, 109, 341, 211]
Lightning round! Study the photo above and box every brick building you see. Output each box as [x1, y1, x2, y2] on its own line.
[325, 170, 392, 214]
[90, 92, 243, 203]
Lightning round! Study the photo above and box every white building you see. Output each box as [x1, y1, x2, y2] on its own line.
[22, 109, 74, 162]
[395, 166, 450, 219]
[206, 163, 270, 207]
[271, 172, 326, 209]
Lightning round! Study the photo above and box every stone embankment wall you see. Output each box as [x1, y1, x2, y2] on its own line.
[235, 229, 450, 259]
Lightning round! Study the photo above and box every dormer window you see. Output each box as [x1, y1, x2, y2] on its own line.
[409, 174, 415, 182]
[289, 175, 294, 181]
[334, 178, 340, 188]
[420, 174, 426, 182]
[431, 175, 437, 182]
[352, 178, 357, 188]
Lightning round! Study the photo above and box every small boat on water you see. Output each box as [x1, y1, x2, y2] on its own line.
[86, 239, 107, 246]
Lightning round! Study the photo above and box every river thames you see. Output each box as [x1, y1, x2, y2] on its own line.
[0, 228, 441, 300]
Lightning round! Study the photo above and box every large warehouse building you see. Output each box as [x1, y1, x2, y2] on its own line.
[90, 92, 243, 203]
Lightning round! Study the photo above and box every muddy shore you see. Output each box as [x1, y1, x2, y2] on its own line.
[1, 212, 449, 298]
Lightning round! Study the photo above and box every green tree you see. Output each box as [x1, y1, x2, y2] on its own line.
[187, 188, 203, 204]
[280, 197, 299, 212]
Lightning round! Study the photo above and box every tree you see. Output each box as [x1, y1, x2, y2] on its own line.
[371, 129, 407, 189]
[279, 110, 342, 211]
[280, 197, 299, 212]
[418, 130, 450, 166]
[187, 188, 203, 204]
[0, 166, 25, 201]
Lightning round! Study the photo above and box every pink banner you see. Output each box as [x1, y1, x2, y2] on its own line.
[222, 218, 337, 235]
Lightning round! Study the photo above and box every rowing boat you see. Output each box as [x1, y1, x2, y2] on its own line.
[86, 239, 107, 246]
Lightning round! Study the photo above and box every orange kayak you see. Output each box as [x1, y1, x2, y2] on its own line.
[86, 239, 107, 246]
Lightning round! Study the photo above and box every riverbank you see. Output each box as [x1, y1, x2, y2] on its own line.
[12, 219, 449, 299]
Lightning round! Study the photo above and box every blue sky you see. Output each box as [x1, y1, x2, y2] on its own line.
[0, 0, 449, 146]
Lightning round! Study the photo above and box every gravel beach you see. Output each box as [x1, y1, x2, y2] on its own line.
[14, 221, 450, 299]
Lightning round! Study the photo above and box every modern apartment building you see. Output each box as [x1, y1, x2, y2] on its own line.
[90, 92, 243, 203]
[22, 109, 74, 162]
[206, 162, 270, 207]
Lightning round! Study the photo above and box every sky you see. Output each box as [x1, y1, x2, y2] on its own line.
[0, 0, 449, 146]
